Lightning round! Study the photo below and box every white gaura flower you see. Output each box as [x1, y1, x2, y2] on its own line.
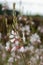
[5, 46, 10, 51]
[21, 27, 25, 32]
[11, 46, 17, 52]
[29, 45, 34, 51]
[28, 45, 34, 54]
[10, 38, 15, 43]
[14, 32, 17, 36]
[25, 25, 30, 32]
[26, 31, 30, 35]
[30, 57, 37, 64]
[15, 40, 19, 46]
[18, 46, 25, 53]
[35, 49, 41, 55]
[34, 54, 39, 60]
[25, 25, 30, 35]
[15, 35, 19, 39]
[31, 21, 34, 25]
[11, 43, 15, 48]
[22, 31, 26, 42]
[15, 58, 17, 61]
[6, 41, 10, 47]
[11, 30, 17, 36]
[19, 16, 22, 20]
[36, 55, 39, 60]
[30, 33, 41, 44]
[11, 30, 15, 35]
[24, 46, 29, 52]
[16, 55, 21, 59]
[40, 56, 43, 61]
[2, 52, 6, 61]
[11, 52, 15, 57]
[8, 57, 14, 63]
[9, 35, 14, 39]
[38, 26, 43, 33]
[5, 41, 11, 51]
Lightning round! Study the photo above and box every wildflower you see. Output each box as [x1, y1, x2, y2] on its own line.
[5, 46, 11, 51]
[18, 46, 25, 53]
[28, 45, 34, 51]
[40, 56, 43, 61]
[11, 30, 15, 35]
[38, 26, 43, 33]
[16, 55, 21, 59]
[31, 21, 34, 25]
[22, 31, 26, 42]
[19, 16, 22, 20]
[2, 52, 6, 61]
[11, 30, 17, 36]
[25, 25, 30, 32]
[8, 57, 14, 63]
[15, 35, 19, 39]
[11, 43, 15, 48]
[15, 40, 19, 46]
[24, 46, 29, 52]
[30, 33, 41, 44]
[6, 41, 10, 47]
[5, 41, 11, 51]
[21, 27, 25, 32]
[34, 54, 39, 60]
[15, 58, 17, 61]
[28, 45, 34, 54]
[35, 49, 41, 56]
[9, 35, 14, 39]
[10, 38, 15, 43]
[25, 31, 30, 35]
[11, 46, 17, 52]
[11, 52, 15, 57]
[30, 57, 37, 64]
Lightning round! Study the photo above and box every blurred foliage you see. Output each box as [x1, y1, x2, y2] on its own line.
[0, 4, 2, 10]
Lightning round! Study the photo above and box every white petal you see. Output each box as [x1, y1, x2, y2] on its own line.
[9, 35, 14, 38]
[10, 38, 15, 43]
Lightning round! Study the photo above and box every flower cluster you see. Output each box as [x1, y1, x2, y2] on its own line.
[0, 16, 43, 65]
